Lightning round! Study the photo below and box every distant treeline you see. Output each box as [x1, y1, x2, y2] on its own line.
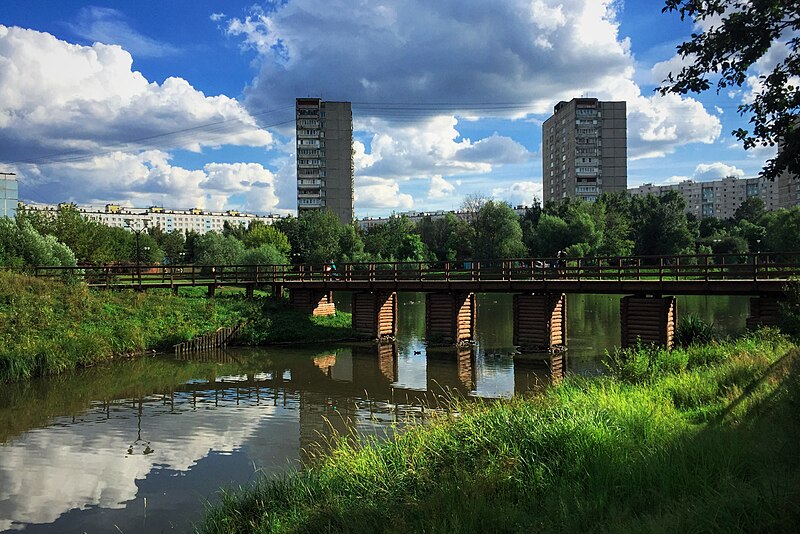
[2, 191, 799, 270]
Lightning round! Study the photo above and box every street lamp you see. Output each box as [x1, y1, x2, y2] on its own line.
[124, 218, 151, 289]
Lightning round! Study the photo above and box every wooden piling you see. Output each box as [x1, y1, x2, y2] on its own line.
[513, 293, 567, 351]
[620, 296, 676, 348]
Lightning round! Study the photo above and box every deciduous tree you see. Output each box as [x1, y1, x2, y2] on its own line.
[659, 0, 800, 180]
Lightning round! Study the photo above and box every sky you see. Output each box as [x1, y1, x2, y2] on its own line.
[0, 0, 784, 218]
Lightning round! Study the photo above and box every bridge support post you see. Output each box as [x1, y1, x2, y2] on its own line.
[245, 285, 254, 298]
[620, 296, 676, 348]
[272, 284, 284, 300]
[352, 291, 397, 339]
[513, 293, 567, 351]
[425, 292, 475, 345]
[747, 296, 783, 328]
[207, 284, 216, 298]
[289, 289, 336, 316]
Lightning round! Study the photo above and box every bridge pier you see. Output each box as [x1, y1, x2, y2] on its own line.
[425, 292, 475, 345]
[512, 293, 567, 351]
[746, 296, 783, 328]
[427, 347, 476, 392]
[620, 296, 676, 348]
[352, 291, 398, 339]
[289, 289, 336, 316]
[514, 352, 566, 395]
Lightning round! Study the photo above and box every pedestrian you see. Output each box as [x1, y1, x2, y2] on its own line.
[557, 249, 567, 277]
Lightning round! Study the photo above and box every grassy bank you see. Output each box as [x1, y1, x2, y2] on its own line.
[200, 330, 800, 533]
[0, 271, 354, 382]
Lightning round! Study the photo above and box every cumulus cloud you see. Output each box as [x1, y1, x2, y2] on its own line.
[693, 162, 744, 181]
[491, 181, 541, 206]
[16, 151, 284, 214]
[224, 0, 632, 115]
[657, 162, 745, 185]
[355, 177, 413, 211]
[0, 25, 272, 165]
[428, 175, 456, 199]
[220, 0, 724, 203]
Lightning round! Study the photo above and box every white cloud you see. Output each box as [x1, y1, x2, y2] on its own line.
[355, 177, 413, 211]
[221, 0, 724, 208]
[491, 181, 541, 206]
[693, 162, 744, 181]
[15, 151, 285, 214]
[0, 25, 272, 166]
[428, 175, 456, 199]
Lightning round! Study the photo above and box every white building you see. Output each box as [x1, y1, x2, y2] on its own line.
[628, 176, 787, 219]
[18, 202, 281, 234]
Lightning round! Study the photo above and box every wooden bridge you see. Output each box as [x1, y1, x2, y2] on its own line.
[30, 252, 800, 350]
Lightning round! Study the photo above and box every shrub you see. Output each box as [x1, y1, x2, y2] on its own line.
[674, 314, 715, 348]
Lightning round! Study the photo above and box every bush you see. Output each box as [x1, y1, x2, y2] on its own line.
[674, 315, 715, 348]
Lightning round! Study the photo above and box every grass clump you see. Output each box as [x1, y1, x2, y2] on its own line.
[200, 332, 800, 533]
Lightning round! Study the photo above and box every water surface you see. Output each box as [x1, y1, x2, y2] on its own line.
[0, 293, 749, 532]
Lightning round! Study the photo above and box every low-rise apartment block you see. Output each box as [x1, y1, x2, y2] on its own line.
[18, 202, 280, 234]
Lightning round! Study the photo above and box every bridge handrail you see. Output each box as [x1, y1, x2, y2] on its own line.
[21, 251, 800, 287]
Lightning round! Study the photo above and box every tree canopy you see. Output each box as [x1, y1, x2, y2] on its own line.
[658, 0, 800, 180]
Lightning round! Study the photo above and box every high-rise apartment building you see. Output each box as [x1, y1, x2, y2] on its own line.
[542, 98, 627, 203]
[1, 172, 18, 218]
[296, 98, 354, 224]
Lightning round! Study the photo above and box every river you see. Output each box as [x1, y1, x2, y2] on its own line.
[0, 293, 749, 533]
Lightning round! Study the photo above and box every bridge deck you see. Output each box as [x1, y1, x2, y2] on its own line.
[24, 251, 800, 296]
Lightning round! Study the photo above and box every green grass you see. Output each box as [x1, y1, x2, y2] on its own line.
[0, 271, 355, 382]
[199, 331, 800, 533]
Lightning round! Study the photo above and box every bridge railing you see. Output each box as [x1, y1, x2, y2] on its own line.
[23, 251, 800, 287]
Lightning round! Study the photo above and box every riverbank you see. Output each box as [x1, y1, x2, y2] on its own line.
[0, 271, 355, 382]
[200, 330, 800, 533]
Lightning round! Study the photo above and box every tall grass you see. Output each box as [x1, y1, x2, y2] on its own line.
[200, 333, 800, 533]
[0, 271, 356, 382]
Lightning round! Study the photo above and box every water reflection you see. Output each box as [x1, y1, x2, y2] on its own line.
[0, 292, 749, 533]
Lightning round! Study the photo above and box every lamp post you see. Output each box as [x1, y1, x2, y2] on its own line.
[124, 218, 151, 289]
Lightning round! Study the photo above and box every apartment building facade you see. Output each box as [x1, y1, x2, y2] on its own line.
[296, 98, 354, 224]
[542, 98, 627, 203]
[628, 174, 798, 219]
[1, 173, 17, 218]
[19, 202, 280, 234]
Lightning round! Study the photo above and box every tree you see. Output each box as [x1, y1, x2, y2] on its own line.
[363, 216, 419, 260]
[418, 213, 474, 262]
[630, 191, 696, 256]
[192, 232, 246, 265]
[460, 192, 490, 227]
[733, 196, 766, 223]
[472, 201, 526, 259]
[243, 221, 291, 256]
[0, 218, 77, 269]
[659, 0, 800, 180]
[237, 244, 289, 265]
[761, 206, 800, 252]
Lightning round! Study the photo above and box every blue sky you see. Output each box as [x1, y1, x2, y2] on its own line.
[0, 0, 780, 217]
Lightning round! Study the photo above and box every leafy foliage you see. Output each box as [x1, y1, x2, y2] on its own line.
[659, 0, 800, 180]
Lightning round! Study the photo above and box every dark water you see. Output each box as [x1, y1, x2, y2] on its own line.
[0, 293, 749, 533]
